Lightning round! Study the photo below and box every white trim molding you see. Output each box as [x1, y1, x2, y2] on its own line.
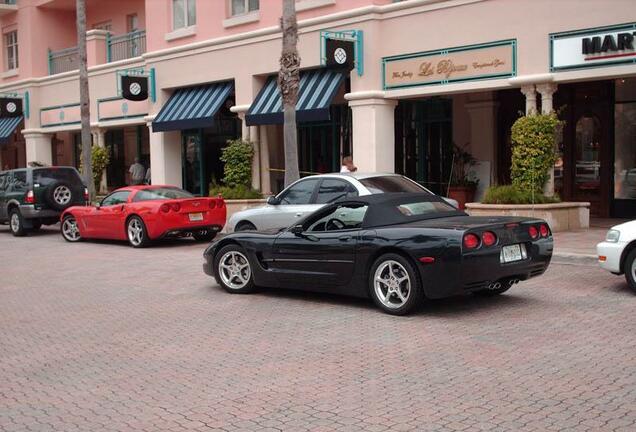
[296, 0, 336, 12]
[223, 11, 260, 28]
[165, 25, 197, 42]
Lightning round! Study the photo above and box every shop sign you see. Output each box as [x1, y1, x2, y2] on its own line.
[0, 97, 23, 117]
[382, 40, 516, 90]
[551, 23, 636, 71]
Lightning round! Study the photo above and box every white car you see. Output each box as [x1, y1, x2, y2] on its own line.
[226, 173, 459, 232]
[596, 220, 636, 292]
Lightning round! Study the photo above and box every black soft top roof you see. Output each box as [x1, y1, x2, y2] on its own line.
[338, 192, 466, 229]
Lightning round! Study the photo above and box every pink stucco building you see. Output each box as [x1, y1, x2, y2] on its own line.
[0, 0, 635, 217]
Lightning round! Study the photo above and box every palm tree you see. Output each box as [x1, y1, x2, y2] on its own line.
[278, 0, 300, 187]
[76, 0, 94, 199]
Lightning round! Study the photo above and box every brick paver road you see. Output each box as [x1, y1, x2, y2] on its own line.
[1, 226, 635, 432]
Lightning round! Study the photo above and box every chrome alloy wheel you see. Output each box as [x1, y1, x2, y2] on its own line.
[127, 218, 144, 246]
[53, 185, 72, 206]
[62, 217, 81, 241]
[373, 260, 411, 309]
[10, 212, 20, 233]
[218, 251, 251, 290]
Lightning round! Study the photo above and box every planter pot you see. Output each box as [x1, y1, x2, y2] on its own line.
[448, 186, 476, 210]
[464, 202, 590, 232]
[223, 198, 267, 232]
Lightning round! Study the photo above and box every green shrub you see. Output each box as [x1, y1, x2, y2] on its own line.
[510, 113, 561, 192]
[80, 145, 110, 191]
[220, 139, 254, 188]
[209, 183, 262, 200]
[482, 185, 560, 205]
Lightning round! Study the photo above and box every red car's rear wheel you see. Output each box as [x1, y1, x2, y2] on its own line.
[127, 216, 150, 248]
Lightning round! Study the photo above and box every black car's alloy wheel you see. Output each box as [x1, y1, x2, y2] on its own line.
[9, 209, 26, 237]
[61, 216, 82, 242]
[623, 248, 636, 294]
[214, 244, 255, 293]
[127, 216, 150, 248]
[369, 253, 422, 315]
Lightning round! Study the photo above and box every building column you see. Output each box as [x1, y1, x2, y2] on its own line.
[348, 98, 397, 172]
[520, 85, 538, 115]
[92, 128, 108, 194]
[23, 131, 53, 166]
[466, 100, 499, 201]
[537, 82, 559, 196]
[148, 126, 182, 187]
[259, 125, 271, 195]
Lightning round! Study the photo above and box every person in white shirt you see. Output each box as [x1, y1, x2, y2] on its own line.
[129, 158, 146, 185]
[340, 156, 357, 173]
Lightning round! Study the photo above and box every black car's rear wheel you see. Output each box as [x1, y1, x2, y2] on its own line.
[214, 244, 255, 293]
[623, 248, 636, 293]
[369, 253, 422, 315]
[61, 215, 82, 242]
[9, 209, 26, 237]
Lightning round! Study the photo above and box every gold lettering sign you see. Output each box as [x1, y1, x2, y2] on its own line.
[384, 41, 515, 89]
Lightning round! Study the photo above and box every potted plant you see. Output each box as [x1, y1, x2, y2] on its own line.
[448, 143, 478, 209]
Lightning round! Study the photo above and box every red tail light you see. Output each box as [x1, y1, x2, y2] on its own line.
[528, 225, 539, 239]
[83, 188, 89, 202]
[463, 233, 480, 249]
[539, 224, 550, 238]
[170, 202, 181, 212]
[25, 190, 35, 204]
[160, 203, 171, 213]
[209, 199, 216, 209]
[418, 256, 435, 264]
[482, 231, 497, 246]
[217, 199, 225, 208]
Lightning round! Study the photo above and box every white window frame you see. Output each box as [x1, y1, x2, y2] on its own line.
[172, 0, 196, 30]
[4, 30, 18, 71]
[230, 0, 259, 17]
[92, 20, 112, 31]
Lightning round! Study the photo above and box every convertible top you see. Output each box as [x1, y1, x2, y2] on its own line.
[338, 192, 466, 229]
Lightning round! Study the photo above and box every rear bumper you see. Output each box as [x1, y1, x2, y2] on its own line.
[596, 241, 624, 273]
[19, 205, 60, 220]
[158, 224, 223, 239]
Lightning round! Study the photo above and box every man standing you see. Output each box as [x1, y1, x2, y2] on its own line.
[128, 157, 146, 185]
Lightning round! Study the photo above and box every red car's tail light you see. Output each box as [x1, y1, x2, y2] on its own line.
[463, 233, 480, 249]
[160, 203, 171, 213]
[170, 202, 181, 212]
[209, 199, 216, 209]
[217, 199, 225, 208]
[528, 225, 539, 239]
[482, 231, 497, 246]
[539, 224, 550, 238]
[25, 190, 35, 204]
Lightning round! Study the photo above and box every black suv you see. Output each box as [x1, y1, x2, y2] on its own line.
[0, 166, 87, 236]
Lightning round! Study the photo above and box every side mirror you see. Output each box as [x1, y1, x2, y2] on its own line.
[267, 196, 281, 206]
[95, 203, 102, 210]
[290, 224, 304, 235]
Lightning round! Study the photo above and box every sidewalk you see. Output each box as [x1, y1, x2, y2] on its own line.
[552, 218, 628, 265]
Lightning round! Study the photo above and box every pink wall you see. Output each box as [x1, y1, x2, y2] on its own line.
[146, 0, 385, 53]
[87, 0, 145, 35]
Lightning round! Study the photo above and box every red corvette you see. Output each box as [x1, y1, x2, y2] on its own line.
[60, 185, 226, 247]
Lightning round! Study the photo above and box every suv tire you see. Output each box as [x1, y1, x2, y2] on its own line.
[9, 208, 27, 237]
[46, 181, 75, 211]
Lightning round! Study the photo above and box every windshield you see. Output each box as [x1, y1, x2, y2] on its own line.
[33, 168, 83, 186]
[133, 187, 194, 201]
[359, 176, 428, 194]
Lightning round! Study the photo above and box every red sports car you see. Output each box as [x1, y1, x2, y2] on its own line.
[60, 185, 226, 247]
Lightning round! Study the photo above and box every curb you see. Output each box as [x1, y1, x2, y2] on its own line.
[552, 252, 597, 266]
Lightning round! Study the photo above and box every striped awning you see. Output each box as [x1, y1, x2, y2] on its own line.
[245, 68, 345, 126]
[0, 116, 22, 145]
[152, 81, 233, 132]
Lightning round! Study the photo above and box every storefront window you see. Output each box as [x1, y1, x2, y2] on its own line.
[615, 78, 636, 200]
[183, 132, 202, 195]
[574, 115, 601, 194]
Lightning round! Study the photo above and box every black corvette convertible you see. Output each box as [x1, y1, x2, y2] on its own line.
[203, 193, 553, 315]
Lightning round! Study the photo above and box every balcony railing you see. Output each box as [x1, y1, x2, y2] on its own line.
[48, 46, 79, 75]
[108, 30, 146, 62]
[2, 0, 17, 5]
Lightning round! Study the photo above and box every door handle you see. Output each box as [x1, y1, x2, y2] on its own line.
[338, 235, 351, 242]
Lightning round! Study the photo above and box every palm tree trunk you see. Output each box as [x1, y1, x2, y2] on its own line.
[76, 0, 94, 199]
[278, 0, 300, 187]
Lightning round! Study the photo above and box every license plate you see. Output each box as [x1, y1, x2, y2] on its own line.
[500, 244, 525, 263]
[188, 212, 203, 222]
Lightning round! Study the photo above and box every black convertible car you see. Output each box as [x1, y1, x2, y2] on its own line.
[203, 193, 553, 315]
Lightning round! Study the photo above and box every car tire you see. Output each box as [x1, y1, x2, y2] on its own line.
[369, 253, 423, 315]
[214, 244, 256, 293]
[193, 229, 217, 242]
[235, 221, 256, 232]
[623, 248, 636, 294]
[9, 208, 26, 237]
[46, 181, 76, 211]
[126, 216, 151, 248]
[61, 215, 82, 242]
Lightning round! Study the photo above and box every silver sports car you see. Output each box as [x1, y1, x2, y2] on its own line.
[226, 173, 459, 232]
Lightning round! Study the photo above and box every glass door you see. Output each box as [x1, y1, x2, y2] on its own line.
[182, 130, 203, 196]
[613, 78, 636, 217]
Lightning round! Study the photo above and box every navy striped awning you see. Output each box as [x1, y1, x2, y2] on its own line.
[0, 116, 22, 145]
[152, 81, 233, 132]
[245, 68, 345, 126]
